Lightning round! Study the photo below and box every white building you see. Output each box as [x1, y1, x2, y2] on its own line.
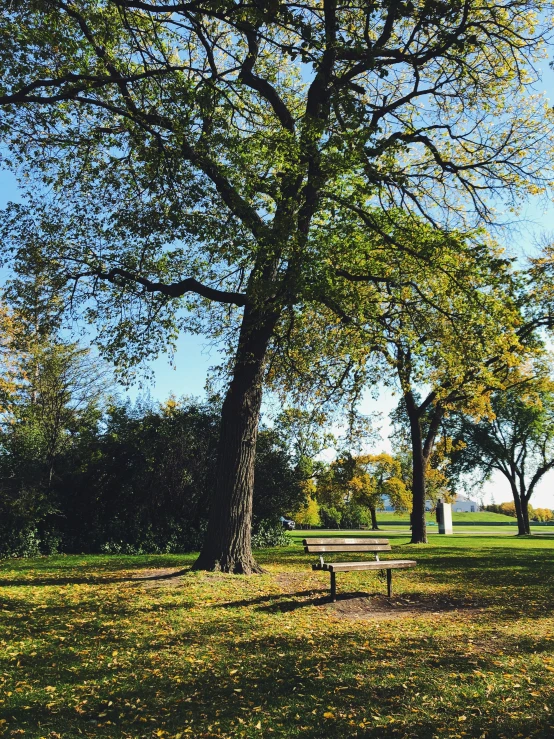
[380, 493, 480, 513]
[452, 494, 480, 513]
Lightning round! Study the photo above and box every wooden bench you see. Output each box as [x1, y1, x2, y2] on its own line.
[303, 537, 417, 602]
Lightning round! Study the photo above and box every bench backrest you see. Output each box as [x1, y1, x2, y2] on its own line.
[303, 538, 391, 553]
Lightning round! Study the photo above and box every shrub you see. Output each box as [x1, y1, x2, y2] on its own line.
[251, 520, 289, 548]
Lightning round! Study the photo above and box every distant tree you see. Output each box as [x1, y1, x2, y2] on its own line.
[294, 497, 321, 529]
[533, 508, 554, 522]
[452, 377, 554, 535]
[252, 428, 306, 527]
[272, 407, 334, 492]
[0, 337, 110, 556]
[317, 452, 409, 530]
[391, 394, 482, 521]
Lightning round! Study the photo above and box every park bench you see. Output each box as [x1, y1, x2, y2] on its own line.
[303, 537, 417, 602]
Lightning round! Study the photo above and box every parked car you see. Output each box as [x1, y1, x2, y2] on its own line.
[280, 516, 296, 530]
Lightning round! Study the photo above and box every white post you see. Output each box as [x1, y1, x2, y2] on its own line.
[437, 501, 453, 535]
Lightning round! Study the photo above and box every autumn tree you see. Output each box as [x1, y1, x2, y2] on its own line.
[533, 508, 553, 522]
[317, 452, 409, 529]
[1, 0, 553, 571]
[359, 453, 411, 529]
[294, 496, 321, 529]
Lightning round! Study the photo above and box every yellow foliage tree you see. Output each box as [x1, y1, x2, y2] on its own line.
[317, 453, 410, 530]
[294, 495, 321, 529]
[533, 508, 554, 522]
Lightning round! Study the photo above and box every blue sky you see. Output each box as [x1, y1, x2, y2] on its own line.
[2, 59, 554, 509]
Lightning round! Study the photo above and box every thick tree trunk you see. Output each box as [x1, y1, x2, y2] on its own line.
[410, 449, 427, 544]
[369, 506, 380, 530]
[405, 398, 427, 544]
[193, 303, 279, 574]
[509, 481, 529, 535]
[515, 491, 531, 535]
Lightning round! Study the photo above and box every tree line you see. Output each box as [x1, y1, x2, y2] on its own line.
[1, 314, 553, 557]
[0, 332, 309, 557]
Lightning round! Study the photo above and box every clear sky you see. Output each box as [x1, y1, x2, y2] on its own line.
[2, 58, 554, 510]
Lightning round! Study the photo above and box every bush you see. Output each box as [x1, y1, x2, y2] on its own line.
[0, 397, 307, 557]
[0, 524, 41, 559]
[251, 520, 289, 548]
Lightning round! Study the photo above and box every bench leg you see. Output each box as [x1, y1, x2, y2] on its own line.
[386, 569, 392, 598]
[330, 571, 336, 602]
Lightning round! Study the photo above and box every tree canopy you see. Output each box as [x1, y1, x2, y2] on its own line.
[1, 0, 554, 570]
[451, 371, 554, 535]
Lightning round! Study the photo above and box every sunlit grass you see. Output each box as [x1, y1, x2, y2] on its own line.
[1, 534, 554, 738]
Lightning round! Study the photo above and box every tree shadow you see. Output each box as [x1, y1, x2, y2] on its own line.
[0, 567, 191, 588]
[4, 626, 554, 739]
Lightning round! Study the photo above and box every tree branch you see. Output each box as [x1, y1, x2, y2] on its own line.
[238, 28, 295, 133]
[71, 268, 248, 306]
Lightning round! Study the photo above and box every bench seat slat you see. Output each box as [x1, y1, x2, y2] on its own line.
[306, 544, 391, 551]
[324, 560, 417, 572]
[303, 538, 385, 546]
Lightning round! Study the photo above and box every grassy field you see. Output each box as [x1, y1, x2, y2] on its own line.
[370, 511, 519, 525]
[293, 511, 554, 537]
[1, 534, 554, 738]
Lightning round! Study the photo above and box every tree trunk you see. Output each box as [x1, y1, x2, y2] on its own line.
[510, 482, 529, 535]
[521, 495, 531, 536]
[405, 396, 427, 544]
[369, 506, 380, 530]
[514, 490, 531, 536]
[193, 303, 279, 574]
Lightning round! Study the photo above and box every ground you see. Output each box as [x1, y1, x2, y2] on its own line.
[1, 530, 554, 738]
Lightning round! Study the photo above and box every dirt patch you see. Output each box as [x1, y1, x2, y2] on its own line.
[275, 572, 314, 590]
[131, 568, 188, 588]
[330, 593, 483, 620]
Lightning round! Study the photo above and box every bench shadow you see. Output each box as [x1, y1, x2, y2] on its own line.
[216, 588, 396, 613]
[217, 588, 328, 609]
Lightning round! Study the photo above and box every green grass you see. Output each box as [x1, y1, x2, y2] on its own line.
[1, 535, 554, 738]
[369, 510, 528, 526]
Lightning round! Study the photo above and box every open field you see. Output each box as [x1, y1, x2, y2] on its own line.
[370, 511, 521, 525]
[1, 535, 554, 738]
[291, 511, 554, 538]
[294, 526, 554, 539]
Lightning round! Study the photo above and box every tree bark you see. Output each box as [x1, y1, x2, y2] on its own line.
[405, 394, 427, 544]
[369, 505, 380, 530]
[520, 496, 531, 535]
[510, 481, 529, 535]
[193, 303, 279, 574]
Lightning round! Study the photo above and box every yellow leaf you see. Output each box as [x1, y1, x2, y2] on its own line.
[255, 722, 262, 730]
[323, 712, 335, 719]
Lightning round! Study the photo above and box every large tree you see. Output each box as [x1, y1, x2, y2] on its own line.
[1, 0, 553, 570]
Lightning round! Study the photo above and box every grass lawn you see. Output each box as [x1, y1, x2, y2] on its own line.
[1, 535, 554, 738]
